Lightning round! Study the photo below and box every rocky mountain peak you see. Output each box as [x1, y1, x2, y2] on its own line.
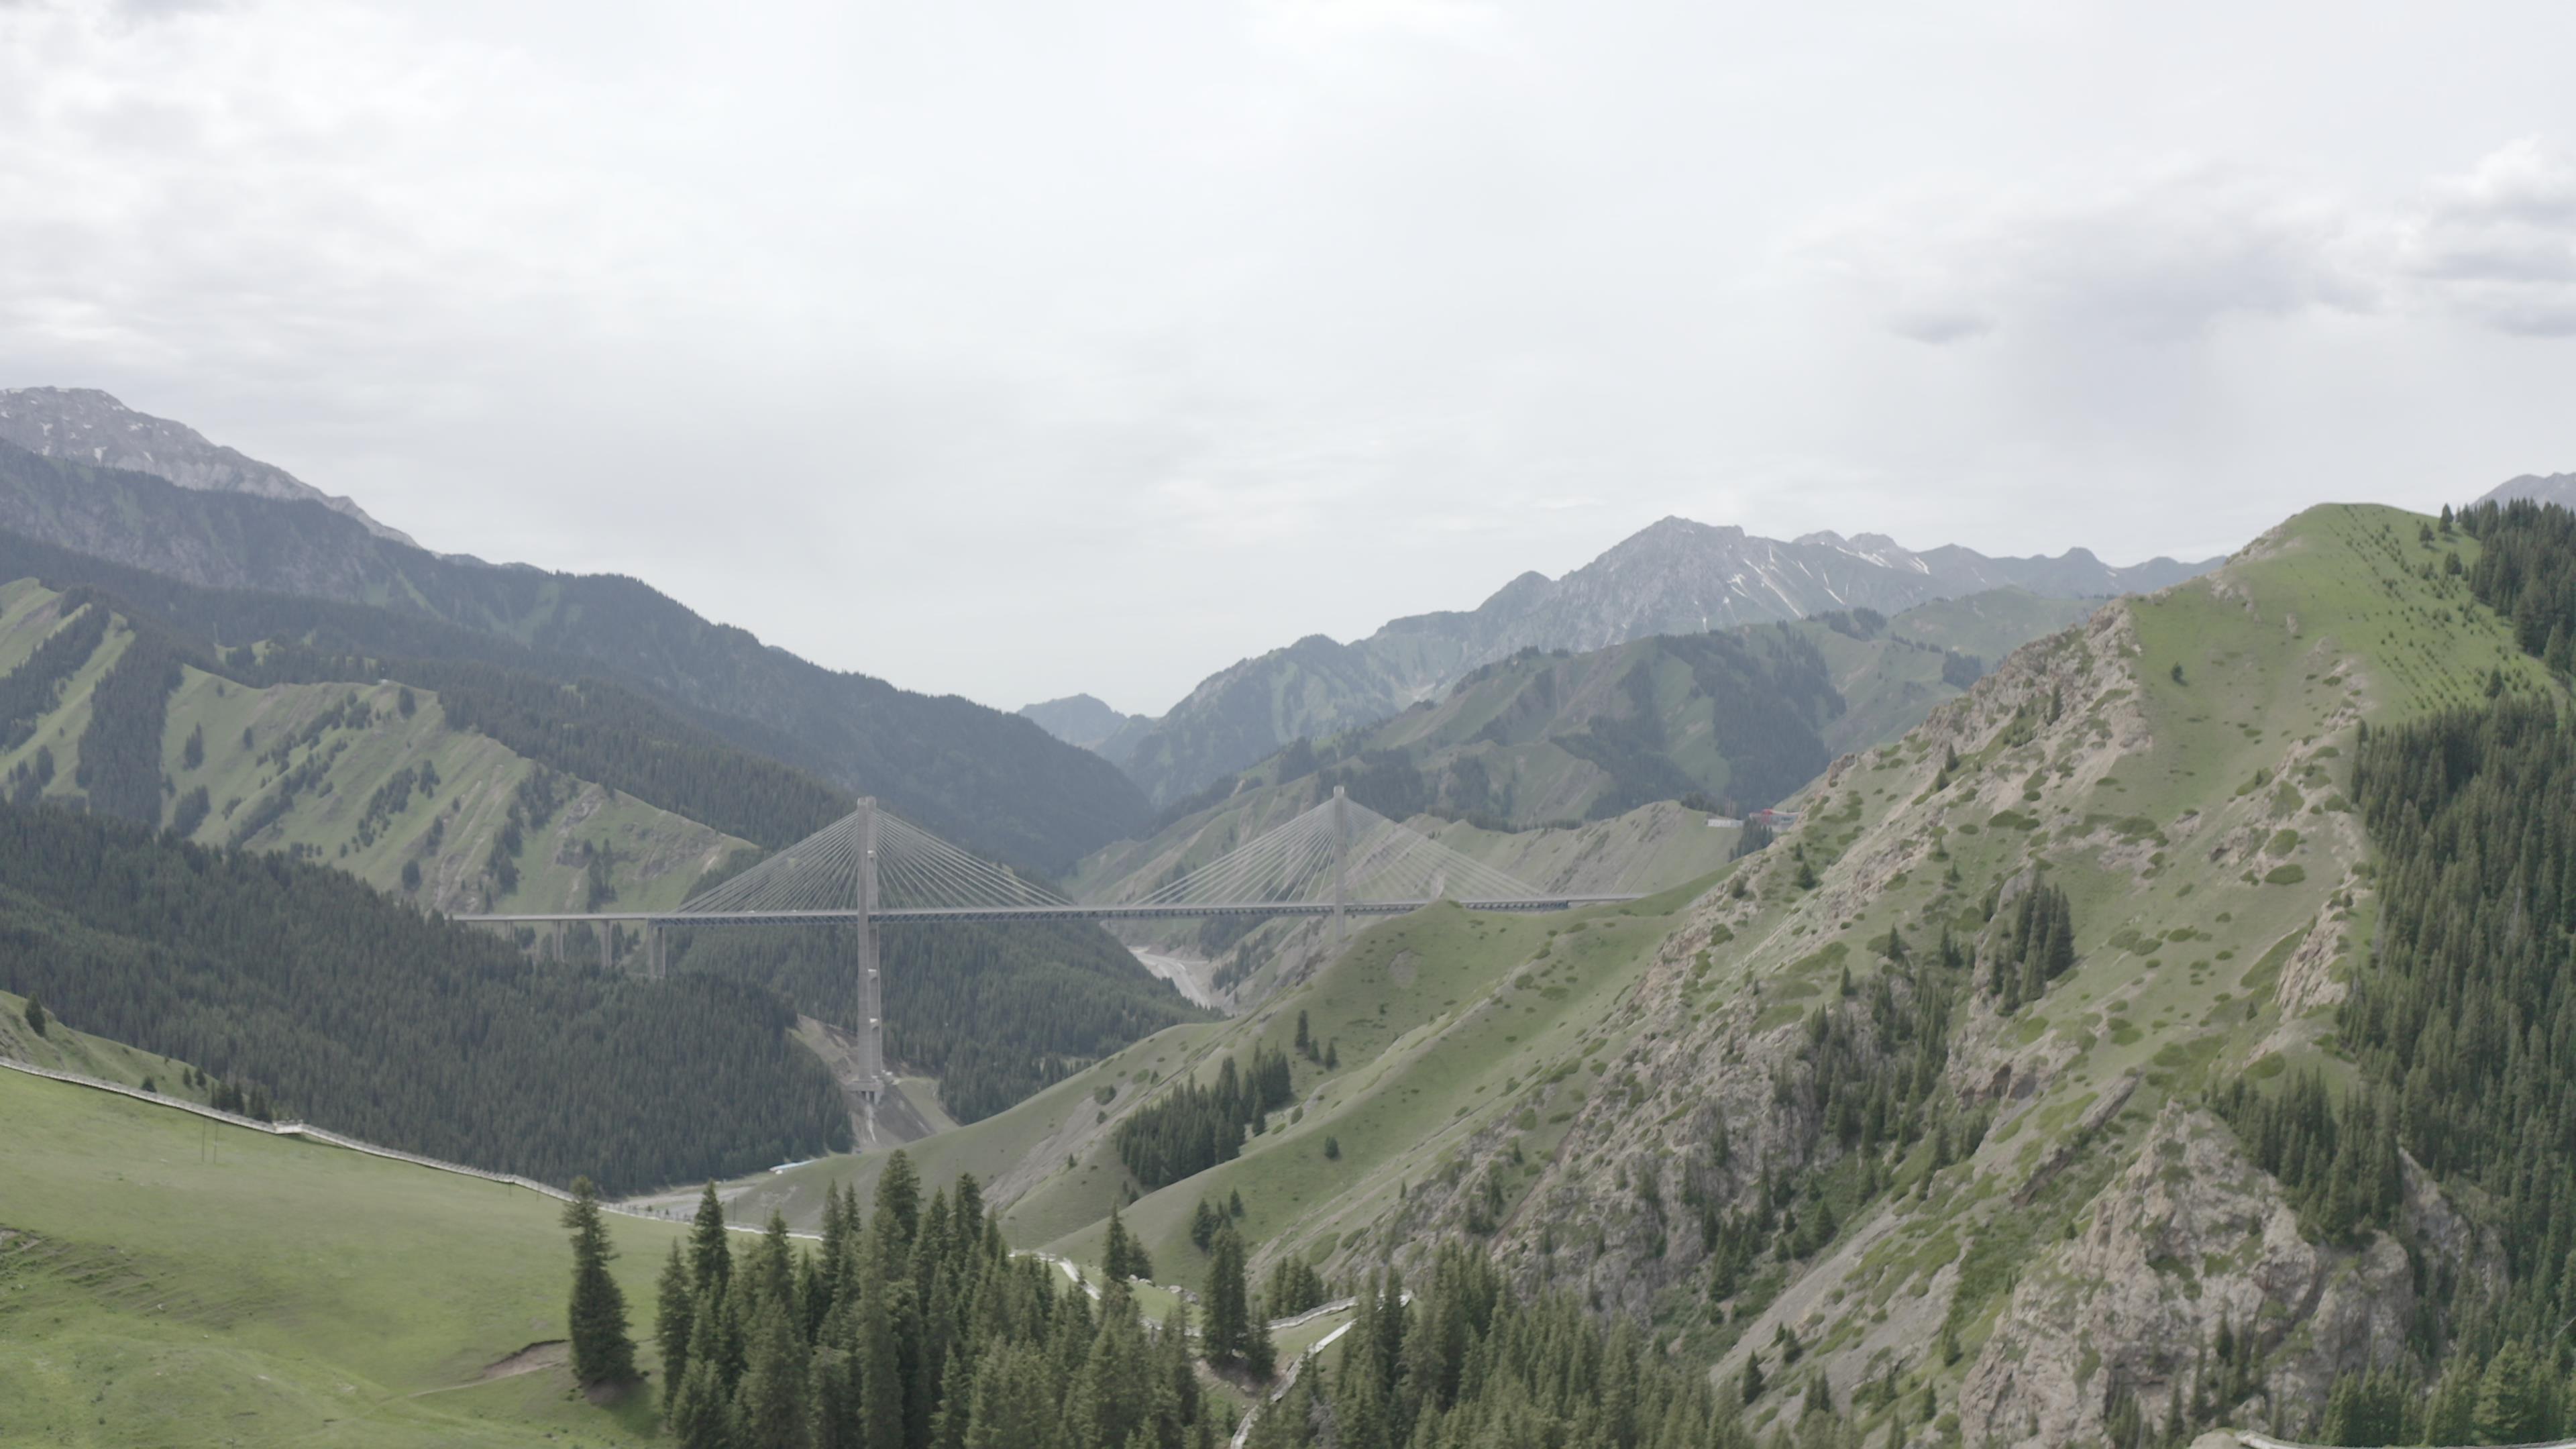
[0, 386, 417, 546]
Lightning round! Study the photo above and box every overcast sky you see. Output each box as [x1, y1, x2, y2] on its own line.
[6, 0, 2575, 714]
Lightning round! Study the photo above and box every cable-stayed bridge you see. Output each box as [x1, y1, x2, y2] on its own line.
[454, 787, 1635, 1112]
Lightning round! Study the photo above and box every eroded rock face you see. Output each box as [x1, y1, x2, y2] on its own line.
[0, 386, 415, 544]
[1960, 1104, 2421, 1449]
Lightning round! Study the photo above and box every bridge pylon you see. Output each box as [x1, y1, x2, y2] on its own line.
[1330, 786, 1349, 950]
[854, 797, 885, 1127]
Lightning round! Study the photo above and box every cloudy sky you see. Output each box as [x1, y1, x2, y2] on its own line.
[5, 0, 2575, 713]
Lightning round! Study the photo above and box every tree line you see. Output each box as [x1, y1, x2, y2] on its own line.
[0, 798, 845, 1193]
[561, 1155, 1759, 1449]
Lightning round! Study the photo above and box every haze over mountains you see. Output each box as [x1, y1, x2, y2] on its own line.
[1038, 512, 2224, 806]
[0, 387, 419, 547]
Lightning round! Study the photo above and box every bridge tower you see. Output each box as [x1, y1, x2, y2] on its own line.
[1331, 785, 1350, 949]
[854, 797, 885, 1122]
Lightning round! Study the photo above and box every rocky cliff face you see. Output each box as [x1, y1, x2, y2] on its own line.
[0, 387, 416, 545]
[1957, 1103, 2471, 1449]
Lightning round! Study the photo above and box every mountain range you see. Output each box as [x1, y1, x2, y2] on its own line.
[0, 411, 1145, 873]
[15, 378, 2576, 1449]
[1073, 514, 2223, 806]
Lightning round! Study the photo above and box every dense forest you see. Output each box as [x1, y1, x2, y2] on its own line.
[0, 445, 1148, 871]
[2188, 500, 2576, 1441]
[599, 1159, 1748, 1449]
[337, 658, 855, 851]
[0, 590, 107, 749]
[671, 920, 1212, 1124]
[0, 800, 845, 1192]
[1112, 1046, 1297, 1188]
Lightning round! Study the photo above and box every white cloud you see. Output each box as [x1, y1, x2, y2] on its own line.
[1797, 161, 2373, 345]
[2394, 138, 2576, 335]
[1807, 140, 2576, 347]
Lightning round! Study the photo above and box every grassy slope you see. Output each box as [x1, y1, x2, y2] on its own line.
[1558, 504, 2553, 1409]
[733, 867, 1733, 1303]
[0, 1067, 685, 1447]
[0, 581, 748, 914]
[1799, 590, 2101, 756]
[738, 506, 2534, 1418]
[0, 988, 212, 1104]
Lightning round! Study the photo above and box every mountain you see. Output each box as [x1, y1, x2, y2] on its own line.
[1019, 692, 1142, 750]
[0, 386, 419, 545]
[0, 435, 1148, 871]
[0, 564, 1210, 1137]
[1063, 589, 2091, 1011]
[741, 500, 2572, 1449]
[1109, 515, 2222, 805]
[2479, 470, 2576, 509]
[0, 578, 759, 913]
[0, 800, 849, 1194]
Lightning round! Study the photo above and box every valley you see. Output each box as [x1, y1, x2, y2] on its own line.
[5, 415, 2575, 1449]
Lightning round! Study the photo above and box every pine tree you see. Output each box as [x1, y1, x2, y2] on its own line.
[657, 1239, 697, 1414]
[671, 1356, 736, 1449]
[1103, 1201, 1153, 1282]
[735, 1293, 811, 1448]
[562, 1177, 637, 1386]
[874, 1148, 922, 1252]
[23, 995, 46, 1037]
[2474, 1340, 2551, 1445]
[1244, 1292, 1277, 1381]
[1205, 1228, 1251, 1364]
[857, 1237, 904, 1449]
[689, 1182, 733, 1297]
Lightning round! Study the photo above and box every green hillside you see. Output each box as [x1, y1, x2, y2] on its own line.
[0, 576, 1208, 1157]
[731, 869, 1729, 1281]
[1323, 501, 2554, 1444]
[713, 503, 2576, 1449]
[0, 1065, 687, 1446]
[0, 447, 1148, 872]
[1794, 589, 2102, 755]
[0, 578, 750, 916]
[1058, 590, 2085, 1014]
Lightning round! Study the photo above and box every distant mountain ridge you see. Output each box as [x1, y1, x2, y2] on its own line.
[0, 388, 418, 546]
[1106, 515, 2222, 805]
[1018, 694, 1140, 751]
[2479, 471, 2576, 509]
[0, 433, 1146, 871]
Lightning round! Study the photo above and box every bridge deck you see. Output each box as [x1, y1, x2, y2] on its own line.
[451, 896, 1642, 926]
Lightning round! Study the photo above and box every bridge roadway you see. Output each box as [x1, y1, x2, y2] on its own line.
[453, 895, 1644, 926]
